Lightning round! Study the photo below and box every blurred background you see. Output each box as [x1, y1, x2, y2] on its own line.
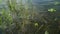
[0, 0, 60, 34]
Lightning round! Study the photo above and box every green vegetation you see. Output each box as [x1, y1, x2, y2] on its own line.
[0, 0, 60, 34]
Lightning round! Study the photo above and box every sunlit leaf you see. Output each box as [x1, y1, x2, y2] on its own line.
[48, 8, 56, 12]
[0, 0, 2, 3]
[34, 23, 38, 27]
[54, 2, 60, 5]
[45, 31, 49, 34]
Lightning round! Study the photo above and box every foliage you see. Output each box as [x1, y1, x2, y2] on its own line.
[45, 31, 49, 34]
[34, 23, 39, 27]
[0, 0, 60, 34]
[48, 8, 56, 12]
